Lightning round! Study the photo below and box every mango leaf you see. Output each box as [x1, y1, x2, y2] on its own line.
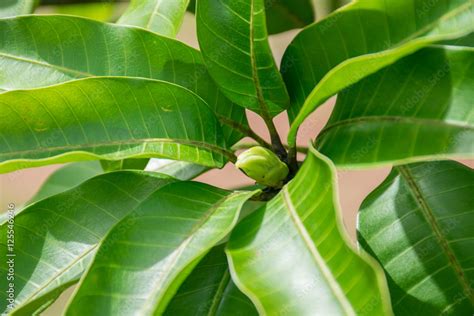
[29, 161, 102, 203]
[0, 15, 246, 144]
[0, 171, 175, 315]
[188, 0, 314, 34]
[0, 0, 36, 17]
[358, 161, 474, 315]
[119, 0, 189, 37]
[0, 77, 231, 173]
[226, 146, 392, 315]
[65, 182, 258, 315]
[283, 0, 474, 147]
[146, 158, 208, 180]
[165, 244, 258, 315]
[196, 0, 290, 117]
[100, 158, 150, 172]
[264, 0, 315, 35]
[315, 46, 474, 167]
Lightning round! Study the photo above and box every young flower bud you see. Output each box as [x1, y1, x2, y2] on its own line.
[235, 146, 289, 188]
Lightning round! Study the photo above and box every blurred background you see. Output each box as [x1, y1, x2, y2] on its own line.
[0, 0, 472, 314]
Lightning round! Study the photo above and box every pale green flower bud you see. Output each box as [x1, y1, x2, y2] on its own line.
[235, 146, 289, 188]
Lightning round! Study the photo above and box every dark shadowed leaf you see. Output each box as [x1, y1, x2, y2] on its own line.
[165, 244, 258, 315]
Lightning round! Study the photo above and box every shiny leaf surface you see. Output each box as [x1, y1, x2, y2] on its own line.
[0, 171, 175, 314]
[0, 77, 229, 173]
[316, 46, 474, 167]
[66, 183, 257, 315]
[227, 146, 392, 315]
[0, 15, 247, 144]
[197, 0, 290, 117]
[283, 0, 474, 147]
[358, 161, 474, 314]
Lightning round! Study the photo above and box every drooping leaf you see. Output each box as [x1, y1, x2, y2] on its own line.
[0, 0, 36, 17]
[283, 0, 474, 147]
[146, 158, 208, 180]
[29, 161, 102, 203]
[227, 146, 393, 315]
[119, 0, 189, 37]
[0, 15, 247, 144]
[0, 171, 175, 315]
[66, 182, 258, 315]
[0, 77, 231, 173]
[165, 244, 258, 315]
[315, 46, 474, 167]
[188, 0, 314, 34]
[358, 161, 474, 315]
[196, 0, 290, 117]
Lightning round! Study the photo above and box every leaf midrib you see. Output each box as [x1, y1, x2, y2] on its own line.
[281, 187, 355, 315]
[143, 191, 245, 314]
[207, 269, 230, 316]
[396, 166, 474, 306]
[0, 52, 93, 78]
[0, 138, 230, 160]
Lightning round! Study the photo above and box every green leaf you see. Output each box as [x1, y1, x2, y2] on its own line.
[227, 146, 392, 315]
[29, 161, 102, 203]
[147, 159, 208, 180]
[264, 0, 315, 35]
[283, 0, 474, 147]
[65, 182, 258, 315]
[0, 0, 36, 17]
[196, 0, 290, 117]
[0, 15, 247, 144]
[118, 0, 189, 37]
[315, 46, 474, 167]
[165, 244, 258, 315]
[100, 158, 150, 172]
[0, 77, 231, 173]
[188, 0, 315, 34]
[357, 161, 474, 314]
[0, 171, 175, 314]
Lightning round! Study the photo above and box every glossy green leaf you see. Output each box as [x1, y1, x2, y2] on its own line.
[0, 77, 231, 173]
[358, 161, 474, 315]
[119, 0, 189, 37]
[315, 46, 474, 167]
[29, 161, 102, 203]
[0, 171, 175, 315]
[66, 182, 258, 315]
[100, 158, 150, 172]
[146, 158, 208, 180]
[188, 0, 314, 34]
[165, 244, 258, 315]
[283, 0, 474, 147]
[0, 0, 36, 17]
[227, 146, 392, 315]
[0, 15, 246, 144]
[197, 0, 290, 117]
